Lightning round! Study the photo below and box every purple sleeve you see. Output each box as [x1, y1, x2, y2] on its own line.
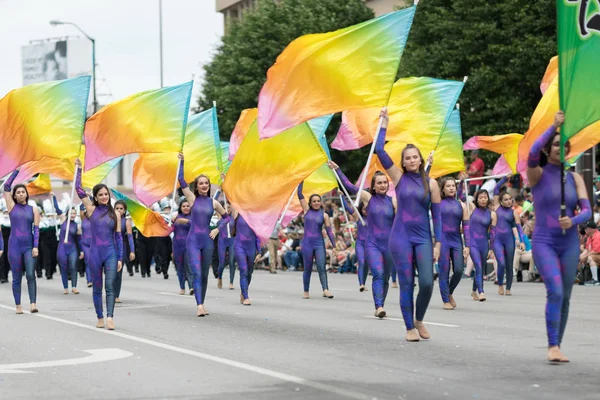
[489, 225, 497, 247]
[528, 125, 556, 168]
[375, 127, 394, 170]
[217, 213, 231, 229]
[431, 202, 442, 243]
[325, 226, 336, 247]
[457, 181, 466, 202]
[178, 159, 188, 189]
[462, 219, 471, 248]
[297, 181, 305, 200]
[516, 224, 525, 243]
[115, 232, 123, 261]
[493, 176, 508, 196]
[255, 236, 262, 254]
[571, 198, 592, 226]
[75, 167, 87, 199]
[33, 226, 40, 249]
[3, 170, 19, 192]
[53, 196, 63, 215]
[341, 195, 355, 215]
[336, 169, 360, 195]
[127, 233, 135, 253]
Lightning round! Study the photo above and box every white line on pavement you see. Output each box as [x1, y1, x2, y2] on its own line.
[362, 316, 459, 327]
[158, 292, 193, 298]
[0, 305, 370, 400]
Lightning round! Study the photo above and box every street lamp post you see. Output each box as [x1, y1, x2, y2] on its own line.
[50, 20, 97, 114]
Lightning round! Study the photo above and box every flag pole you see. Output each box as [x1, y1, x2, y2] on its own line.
[338, 194, 355, 244]
[63, 165, 78, 243]
[354, 108, 386, 208]
[276, 189, 296, 227]
[169, 158, 182, 226]
[332, 169, 365, 226]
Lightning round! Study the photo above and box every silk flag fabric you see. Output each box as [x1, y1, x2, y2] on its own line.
[111, 189, 173, 237]
[84, 81, 193, 170]
[133, 107, 230, 207]
[463, 133, 523, 174]
[357, 108, 464, 195]
[540, 56, 558, 94]
[0, 76, 90, 177]
[223, 120, 328, 242]
[258, 6, 417, 139]
[493, 155, 513, 176]
[332, 77, 464, 150]
[229, 108, 257, 161]
[15, 145, 121, 189]
[558, 0, 600, 152]
[25, 174, 52, 196]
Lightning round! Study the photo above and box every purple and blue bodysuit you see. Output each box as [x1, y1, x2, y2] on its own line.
[173, 212, 192, 291]
[298, 182, 336, 293]
[114, 217, 134, 299]
[338, 170, 394, 309]
[80, 204, 92, 285]
[469, 207, 494, 294]
[235, 213, 261, 300]
[529, 125, 591, 347]
[76, 168, 122, 319]
[375, 127, 442, 329]
[217, 217, 236, 285]
[341, 196, 368, 287]
[54, 197, 81, 290]
[439, 195, 469, 303]
[4, 170, 38, 306]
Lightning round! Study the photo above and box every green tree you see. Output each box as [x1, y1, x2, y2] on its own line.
[198, 0, 374, 179]
[398, 0, 557, 169]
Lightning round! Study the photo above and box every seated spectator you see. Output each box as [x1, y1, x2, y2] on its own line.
[281, 231, 302, 271]
[514, 220, 536, 282]
[580, 221, 600, 285]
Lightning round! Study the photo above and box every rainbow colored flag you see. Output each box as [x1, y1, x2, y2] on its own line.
[84, 81, 193, 170]
[0, 76, 90, 177]
[132, 107, 230, 207]
[258, 6, 417, 139]
[229, 108, 258, 161]
[25, 174, 52, 196]
[223, 120, 328, 242]
[111, 189, 173, 237]
[464, 133, 523, 174]
[332, 77, 464, 151]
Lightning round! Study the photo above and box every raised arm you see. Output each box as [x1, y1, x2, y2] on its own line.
[177, 153, 195, 205]
[493, 175, 509, 208]
[328, 160, 370, 204]
[74, 159, 94, 216]
[375, 108, 402, 185]
[2, 170, 19, 212]
[51, 192, 66, 223]
[298, 181, 309, 214]
[527, 111, 563, 187]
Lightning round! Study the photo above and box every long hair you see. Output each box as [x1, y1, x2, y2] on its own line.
[193, 174, 211, 197]
[473, 189, 491, 210]
[92, 184, 117, 227]
[400, 144, 430, 199]
[438, 177, 456, 200]
[308, 194, 322, 210]
[11, 184, 29, 205]
[540, 131, 571, 167]
[369, 171, 388, 195]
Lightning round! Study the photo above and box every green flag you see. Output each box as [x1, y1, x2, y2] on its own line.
[557, 0, 600, 159]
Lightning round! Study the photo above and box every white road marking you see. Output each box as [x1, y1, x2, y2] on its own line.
[0, 348, 132, 374]
[362, 316, 459, 327]
[0, 305, 369, 399]
[157, 291, 192, 298]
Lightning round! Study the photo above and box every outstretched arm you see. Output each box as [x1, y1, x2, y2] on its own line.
[2, 170, 19, 212]
[74, 159, 94, 217]
[375, 108, 402, 185]
[328, 161, 370, 204]
[493, 175, 509, 208]
[298, 181, 308, 213]
[177, 153, 195, 205]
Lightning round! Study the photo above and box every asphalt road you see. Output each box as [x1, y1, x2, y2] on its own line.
[1, 268, 598, 400]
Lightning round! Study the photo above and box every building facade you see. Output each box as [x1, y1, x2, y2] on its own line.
[216, 0, 405, 31]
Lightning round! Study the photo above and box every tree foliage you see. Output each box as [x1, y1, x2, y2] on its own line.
[398, 0, 557, 168]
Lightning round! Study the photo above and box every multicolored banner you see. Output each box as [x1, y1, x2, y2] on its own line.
[25, 174, 52, 196]
[464, 133, 523, 174]
[229, 108, 257, 161]
[258, 6, 416, 139]
[0, 76, 90, 177]
[111, 189, 173, 237]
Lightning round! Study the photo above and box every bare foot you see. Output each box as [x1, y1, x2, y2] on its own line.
[443, 302, 454, 310]
[196, 305, 206, 317]
[405, 329, 420, 342]
[415, 320, 431, 340]
[15, 305, 23, 315]
[303, 292, 310, 299]
[106, 318, 115, 330]
[478, 292, 487, 302]
[322, 290, 334, 299]
[243, 298, 252, 306]
[63, 289, 69, 295]
[498, 286, 505, 295]
[30, 303, 38, 313]
[72, 288, 80, 294]
[548, 346, 568, 363]
[217, 278, 222, 289]
[374, 307, 386, 319]
[96, 318, 105, 328]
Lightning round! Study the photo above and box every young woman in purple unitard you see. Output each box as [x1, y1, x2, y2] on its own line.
[114, 200, 135, 304]
[80, 203, 93, 288]
[374, 109, 442, 341]
[297, 181, 336, 300]
[217, 205, 236, 290]
[340, 196, 369, 292]
[438, 177, 470, 310]
[177, 153, 230, 317]
[527, 111, 591, 363]
[173, 199, 192, 295]
[492, 176, 525, 296]
[52, 193, 83, 295]
[230, 209, 261, 305]
[2, 170, 40, 314]
[329, 159, 396, 317]
[75, 159, 123, 330]
[469, 190, 496, 302]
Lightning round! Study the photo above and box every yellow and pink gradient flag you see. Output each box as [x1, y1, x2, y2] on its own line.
[258, 6, 417, 139]
[332, 77, 464, 150]
[464, 133, 523, 174]
[133, 107, 230, 207]
[229, 108, 258, 161]
[84, 81, 193, 170]
[0, 76, 90, 177]
[111, 189, 173, 237]
[223, 120, 328, 242]
[540, 56, 557, 95]
[356, 108, 464, 195]
[16, 145, 121, 189]
[25, 174, 52, 196]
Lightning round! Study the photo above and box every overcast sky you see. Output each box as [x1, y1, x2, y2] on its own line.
[0, 0, 224, 103]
